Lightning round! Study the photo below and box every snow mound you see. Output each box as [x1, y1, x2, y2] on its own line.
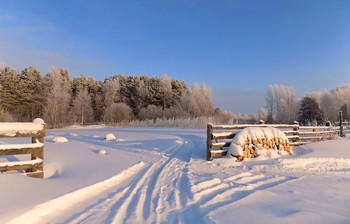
[104, 133, 116, 141]
[229, 127, 291, 161]
[98, 149, 108, 155]
[52, 136, 68, 143]
[32, 118, 45, 124]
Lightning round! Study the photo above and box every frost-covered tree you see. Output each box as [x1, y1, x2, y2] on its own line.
[72, 90, 94, 125]
[159, 74, 172, 110]
[265, 86, 275, 123]
[305, 91, 322, 104]
[0, 108, 14, 121]
[138, 105, 164, 120]
[102, 77, 120, 107]
[265, 84, 298, 123]
[43, 67, 71, 128]
[319, 90, 337, 122]
[104, 102, 133, 124]
[180, 83, 214, 117]
[298, 97, 324, 126]
[333, 84, 350, 109]
[148, 75, 172, 110]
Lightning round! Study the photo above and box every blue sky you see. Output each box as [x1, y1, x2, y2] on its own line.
[1, 0, 350, 114]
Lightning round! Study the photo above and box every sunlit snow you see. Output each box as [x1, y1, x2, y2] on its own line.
[0, 127, 349, 224]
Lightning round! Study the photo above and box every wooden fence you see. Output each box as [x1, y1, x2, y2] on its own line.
[0, 121, 45, 178]
[206, 123, 337, 161]
[334, 121, 350, 137]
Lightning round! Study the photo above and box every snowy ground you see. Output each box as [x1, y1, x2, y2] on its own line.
[0, 126, 349, 224]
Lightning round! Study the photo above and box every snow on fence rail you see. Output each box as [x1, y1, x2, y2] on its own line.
[206, 123, 337, 161]
[334, 121, 350, 137]
[0, 121, 45, 178]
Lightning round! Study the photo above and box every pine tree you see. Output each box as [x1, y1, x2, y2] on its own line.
[0, 67, 27, 120]
[340, 104, 349, 121]
[298, 97, 324, 125]
[20, 66, 44, 120]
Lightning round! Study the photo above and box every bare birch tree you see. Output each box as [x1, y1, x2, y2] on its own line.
[72, 90, 94, 125]
[43, 67, 71, 128]
[265, 84, 298, 124]
[320, 90, 337, 122]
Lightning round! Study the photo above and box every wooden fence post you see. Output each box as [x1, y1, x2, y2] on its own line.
[339, 111, 344, 137]
[206, 123, 213, 161]
[0, 120, 45, 178]
[293, 121, 300, 144]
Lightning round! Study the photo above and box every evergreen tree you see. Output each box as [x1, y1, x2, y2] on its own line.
[298, 97, 324, 125]
[0, 67, 27, 120]
[20, 66, 44, 120]
[340, 104, 349, 121]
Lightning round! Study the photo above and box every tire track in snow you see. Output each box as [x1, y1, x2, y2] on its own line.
[66, 135, 195, 224]
[7, 162, 146, 224]
[111, 138, 194, 224]
[166, 172, 297, 223]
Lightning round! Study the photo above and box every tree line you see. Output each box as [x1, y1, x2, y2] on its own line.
[1, 65, 349, 128]
[265, 84, 350, 125]
[0, 66, 214, 128]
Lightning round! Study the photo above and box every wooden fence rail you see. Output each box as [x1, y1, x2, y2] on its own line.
[206, 123, 337, 161]
[0, 121, 45, 178]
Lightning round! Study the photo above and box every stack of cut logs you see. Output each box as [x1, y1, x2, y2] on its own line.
[236, 137, 291, 162]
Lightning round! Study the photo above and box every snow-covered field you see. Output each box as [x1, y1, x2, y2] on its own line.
[1, 126, 350, 224]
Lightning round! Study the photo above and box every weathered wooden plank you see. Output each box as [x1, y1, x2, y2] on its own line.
[283, 130, 299, 135]
[212, 132, 236, 140]
[26, 171, 44, 178]
[0, 121, 45, 178]
[0, 143, 44, 156]
[211, 142, 231, 148]
[0, 122, 45, 138]
[0, 159, 43, 172]
[299, 131, 335, 135]
[211, 124, 299, 130]
[287, 135, 300, 140]
[289, 142, 305, 146]
[211, 149, 228, 157]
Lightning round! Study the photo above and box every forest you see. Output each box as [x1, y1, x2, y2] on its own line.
[0, 65, 349, 128]
[0, 66, 216, 128]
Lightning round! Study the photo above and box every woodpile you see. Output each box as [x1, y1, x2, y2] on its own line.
[235, 137, 291, 162]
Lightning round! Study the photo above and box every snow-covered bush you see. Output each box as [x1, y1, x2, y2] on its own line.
[52, 136, 68, 143]
[229, 127, 291, 162]
[33, 118, 45, 123]
[98, 149, 107, 155]
[104, 133, 116, 141]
